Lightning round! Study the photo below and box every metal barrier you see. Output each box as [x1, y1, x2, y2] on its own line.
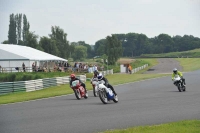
[101, 69, 113, 76]
[0, 75, 86, 95]
[131, 64, 148, 73]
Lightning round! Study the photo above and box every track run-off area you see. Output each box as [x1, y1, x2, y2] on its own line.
[0, 59, 200, 133]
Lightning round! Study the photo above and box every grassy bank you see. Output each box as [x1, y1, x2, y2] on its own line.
[176, 58, 200, 71]
[102, 120, 200, 133]
[140, 48, 200, 58]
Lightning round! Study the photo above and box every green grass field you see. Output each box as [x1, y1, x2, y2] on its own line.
[140, 48, 200, 58]
[102, 120, 200, 133]
[176, 58, 200, 71]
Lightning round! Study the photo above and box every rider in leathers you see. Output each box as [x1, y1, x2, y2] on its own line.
[172, 68, 186, 86]
[97, 73, 117, 96]
[70, 73, 88, 93]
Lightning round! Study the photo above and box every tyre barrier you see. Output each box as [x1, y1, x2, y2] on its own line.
[0, 75, 86, 95]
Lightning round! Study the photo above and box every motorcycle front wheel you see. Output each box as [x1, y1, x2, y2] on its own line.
[74, 89, 81, 100]
[177, 84, 181, 92]
[99, 90, 108, 104]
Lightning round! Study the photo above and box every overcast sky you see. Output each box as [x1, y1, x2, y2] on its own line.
[0, 0, 200, 45]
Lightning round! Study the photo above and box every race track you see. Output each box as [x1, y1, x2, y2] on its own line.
[0, 60, 200, 133]
[143, 58, 183, 74]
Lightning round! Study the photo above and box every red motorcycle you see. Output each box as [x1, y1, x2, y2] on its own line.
[71, 80, 88, 100]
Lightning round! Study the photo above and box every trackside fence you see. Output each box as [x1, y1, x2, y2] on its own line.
[101, 69, 113, 76]
[131, 64, 148, 73]
[0, 75, 86, 95]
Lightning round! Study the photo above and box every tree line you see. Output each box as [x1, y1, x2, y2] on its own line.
[94, 33, 200, 58]
[2, 13, 200, 65]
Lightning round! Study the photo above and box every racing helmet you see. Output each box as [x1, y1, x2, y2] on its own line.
[70, 73, 76, 80]
[97, 73, 103, 80]
[173, 68, 177, 74]
[94, 70, 99, 75]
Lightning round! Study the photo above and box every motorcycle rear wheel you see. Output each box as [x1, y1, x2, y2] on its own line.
[182, 86, 186, 92]
[113, 95, 118, 103]
[84, 93, 88, 99]
[93, 86, 98, 97]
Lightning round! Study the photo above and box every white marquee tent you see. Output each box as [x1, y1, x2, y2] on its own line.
[0, 44, 68, 72]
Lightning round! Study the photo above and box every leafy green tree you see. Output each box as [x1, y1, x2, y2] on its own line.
[94, 39, 106, 56]
[15, 13, 22, 44]
[22, 14, 30, 46]
[78, 41, 94, 58]
[49, 26, 69, 59]
[69, 43, 75, 58]
[2, 40, 9, 44]
[8, 13, 17, 44]
[106, 35, 123, 65]
[26, 32, 41, 49]
[39, 36, 59, 55]
[72, 45, 87, 61]
[157, 34, 174, 53]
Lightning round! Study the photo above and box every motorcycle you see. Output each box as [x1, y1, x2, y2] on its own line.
[173, 75, 186, 92]
[97, 80, 118, 104]
[71, 80, 88, 100]
[91, 78, 99, 97]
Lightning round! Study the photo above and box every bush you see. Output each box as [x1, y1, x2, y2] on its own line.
[8, 73, 16, 82]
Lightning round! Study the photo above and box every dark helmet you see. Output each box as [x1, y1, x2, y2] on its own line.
[173, 68, 177, 74]
[94, 70, 99, 75]
[97, 73, 103, 80]
[70, 73, 76, 80]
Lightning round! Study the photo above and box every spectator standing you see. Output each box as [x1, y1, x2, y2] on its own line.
[94, 65, 97, 71]
[128, 64, 132, 74]
[22, 62, 26, 72]
[32, 63, 35, 72]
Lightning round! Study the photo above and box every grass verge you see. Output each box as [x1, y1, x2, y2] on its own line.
[102, 120, 200, 133]
[176, 58, 200, 72]
[140, 48, 200, 58]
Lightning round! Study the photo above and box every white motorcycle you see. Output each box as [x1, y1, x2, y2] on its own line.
[173, 75, 186, 92]
[97, 80, 118, 104]
[91, 78, 99, 97]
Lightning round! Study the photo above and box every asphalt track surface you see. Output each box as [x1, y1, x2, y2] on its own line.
[0, 60, 200, 133]
[143, 58, 183, 74]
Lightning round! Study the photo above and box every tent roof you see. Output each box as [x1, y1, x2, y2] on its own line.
[117, 59, 135, 64]
[0, 44, 68, 61]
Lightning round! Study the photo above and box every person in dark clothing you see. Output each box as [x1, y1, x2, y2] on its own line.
[90, 70, 99, 84]
[97, 73, 117, 96]
[22, 62, 26, 72]
[69, 73, 87, 93]
[91, 70, 99, 80]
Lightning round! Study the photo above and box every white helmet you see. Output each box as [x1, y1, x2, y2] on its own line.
[97, 73, 103, 80]
[173, 68, 177, 73]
